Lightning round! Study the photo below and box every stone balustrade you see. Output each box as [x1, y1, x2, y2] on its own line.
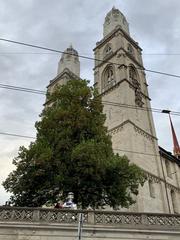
[0, 206, 180, 229]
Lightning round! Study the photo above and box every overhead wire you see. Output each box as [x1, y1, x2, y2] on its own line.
[0, 38, 179, 145]
[0, 82, 180, 116]
[0, 52, 180, 56]
[0, 131, 35, 139]
[143, 53, 180, 56]
[0, 38, 179, 114]
[0, 52, 59, 55]
[0, 83, 45, 95]
[1, 37, 180, 79]
[101, 100, 180, 116]
[0, 131, 163, 157]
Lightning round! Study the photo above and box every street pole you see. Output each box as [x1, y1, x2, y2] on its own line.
[77, 213, 83, 240]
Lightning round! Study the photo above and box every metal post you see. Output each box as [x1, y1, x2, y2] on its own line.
[77, 213, 83, 240]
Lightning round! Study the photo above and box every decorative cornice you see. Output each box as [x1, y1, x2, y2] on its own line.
[133, 125, 156, 142]
[93, 47, 144, 70]
[47, 68, 81, 88]
[108, 119, 157, 141]
[100, 79, 126, 97]
[145, 171, 161, 184]
[125, 50, 144, 69]
[100, 78, 151, 101]
[94, 26, 142, 51]
[144, 170, 180, 193]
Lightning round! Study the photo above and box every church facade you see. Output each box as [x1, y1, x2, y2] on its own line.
[47, 7, 180, 214]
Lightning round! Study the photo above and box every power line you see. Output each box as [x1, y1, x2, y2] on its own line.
[0, 131, 35, 139]
[143, 53, 180, 56]
[0, 130, 165, 157]
[102, 100, 180, 116]
[1, 52, 180, 56]
[1, 37, 180, 79]
[0, 52, 59, 55]
[0, 83, 45, 95]
[0, 82, 180, 116]
[102, 100, 161, 113]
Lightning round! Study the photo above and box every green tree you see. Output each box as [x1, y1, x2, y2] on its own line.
[3, 79, 145, 208]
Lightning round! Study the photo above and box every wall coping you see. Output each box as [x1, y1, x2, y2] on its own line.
[0, 207, 180, 230]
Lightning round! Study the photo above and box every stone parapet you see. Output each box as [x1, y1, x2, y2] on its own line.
[0, 207, 180, 230]
[0, 207, 180, 239]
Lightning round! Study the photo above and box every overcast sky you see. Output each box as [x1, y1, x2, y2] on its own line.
[0, 0, 180, 205]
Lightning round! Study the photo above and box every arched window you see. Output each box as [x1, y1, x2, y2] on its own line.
[103, 44, 113, 58]
[102, 65, 115, 91]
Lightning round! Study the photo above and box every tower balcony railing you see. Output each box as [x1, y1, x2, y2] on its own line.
[0, 206, 180, 229]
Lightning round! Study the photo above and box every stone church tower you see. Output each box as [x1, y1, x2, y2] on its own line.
[47, 44, 80, 94]
[93, 7, 180, 213]
[46, 7, 180, 214]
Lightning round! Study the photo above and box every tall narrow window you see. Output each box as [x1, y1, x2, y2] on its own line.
[171, 190, 178, 214]
[129, 66, 139, 87]
[106, 68, 114, 83]
[148, 180, 155, 198]
[165, 160, 172, 178]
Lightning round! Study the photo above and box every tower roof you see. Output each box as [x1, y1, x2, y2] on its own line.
[57, 45, 80, 77]
[103, 7, 129, 37]
[62, 44, 78, 57]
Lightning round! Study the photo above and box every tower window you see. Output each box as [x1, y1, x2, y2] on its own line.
[129, 66, 140, 88]
[102, 66, 116, 91]
[127, 44, 134, 55]
[103, 44, 113, 58]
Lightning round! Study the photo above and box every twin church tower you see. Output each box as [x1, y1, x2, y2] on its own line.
[47, 7, 180, 214]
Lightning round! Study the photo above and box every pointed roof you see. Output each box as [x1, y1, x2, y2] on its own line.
[169, 114, 180, 158]
[103, 7, 129, 37]
[63, 44, 78, 57]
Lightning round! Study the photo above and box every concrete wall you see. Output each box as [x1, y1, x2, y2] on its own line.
[0, 221, 180, 239]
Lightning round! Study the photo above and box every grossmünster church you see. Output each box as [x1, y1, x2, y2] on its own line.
[47, 7, 180, 214]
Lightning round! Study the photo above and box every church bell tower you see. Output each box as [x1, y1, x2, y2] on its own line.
[47, 45, 80, 95]
[93, 7, 168, 213]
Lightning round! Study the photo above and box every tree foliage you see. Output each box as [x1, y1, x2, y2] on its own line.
[3, 79, 146, 208]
